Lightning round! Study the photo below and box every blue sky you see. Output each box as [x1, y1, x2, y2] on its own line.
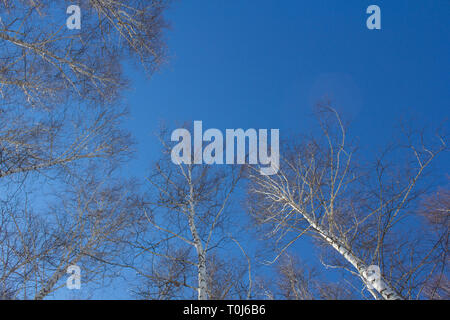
[124, 0, 449, 171]
[99, 0, 450, 298]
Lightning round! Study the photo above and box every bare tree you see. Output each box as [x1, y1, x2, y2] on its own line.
[130, 130, 249, 300]
[0, 0, 168, 109]
[0, 0, 170, 299]
[417, 187, 449, 299]
[247, 104, 448, 300]
[0, 171, 147, 299]
[0, 0, 168, 181]
[253, 254, 354, 300]
[205, 252, 251, 299]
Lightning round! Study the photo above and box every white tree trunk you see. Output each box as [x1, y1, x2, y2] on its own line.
[292, 204, 403, 300]
[187, 179, 208, 300]
[196, 249, 208, 300]
[319, 228, 402, 300]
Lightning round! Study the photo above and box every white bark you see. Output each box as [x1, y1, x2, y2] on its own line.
[196, 249, 208, 300]
[187, 208, 208, 300]
[291, 204, 403, 300]
[187, 170, 208, 300]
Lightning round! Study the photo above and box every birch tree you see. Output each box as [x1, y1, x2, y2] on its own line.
[1, 0, 168, 110]
[247, 105, 448, 300]
[0, 171, 147, 299]
[130, 131, 249, 300]
[0, 0, 170, 299]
